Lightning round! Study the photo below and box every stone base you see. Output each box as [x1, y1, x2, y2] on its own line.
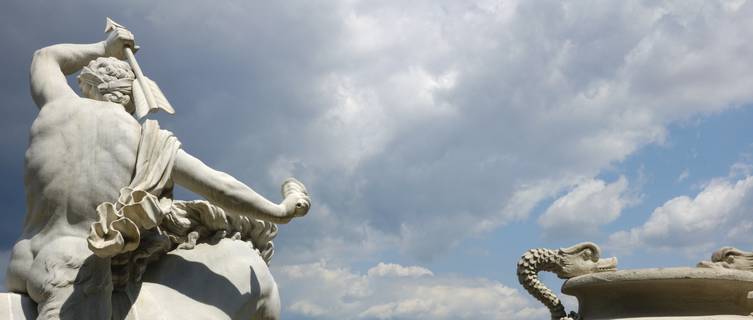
[0, 292, 37, 320]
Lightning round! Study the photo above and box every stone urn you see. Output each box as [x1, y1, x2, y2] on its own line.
[517, 242, 753, 320]
[562, 267, 753, 319]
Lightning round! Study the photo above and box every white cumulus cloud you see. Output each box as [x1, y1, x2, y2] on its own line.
[275, 261, 546, 320]
[539, 176, 637, 239]
[609, 169, 753, 254]
[367, 262, 433, 278]
[260, 0, 753, 260]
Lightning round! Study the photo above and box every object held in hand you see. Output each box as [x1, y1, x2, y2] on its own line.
[282, 178, 310, 212]
[105, 17, 175, 119]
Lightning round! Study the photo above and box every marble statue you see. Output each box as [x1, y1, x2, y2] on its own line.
[3, 18, 311, 320]
[516, 242, 617, 320]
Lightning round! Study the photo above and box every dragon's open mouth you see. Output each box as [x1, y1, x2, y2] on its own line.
[596, 257, 618, 272]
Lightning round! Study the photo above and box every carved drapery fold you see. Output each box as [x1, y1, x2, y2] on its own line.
[88, 188, 169, 257]
[87, 120, 278, 265]
[87, 120, 179, 258]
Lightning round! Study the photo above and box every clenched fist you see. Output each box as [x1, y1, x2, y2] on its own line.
[104, 27, 135, 60]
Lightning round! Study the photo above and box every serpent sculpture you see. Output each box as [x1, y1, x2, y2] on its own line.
[516, 242, 618, 320]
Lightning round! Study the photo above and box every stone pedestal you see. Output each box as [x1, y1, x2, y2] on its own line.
[0, 292, 36, 320]
[562, 267, 753, 319]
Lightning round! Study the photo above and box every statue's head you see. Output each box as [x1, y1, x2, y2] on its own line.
[78, 57, 135, 113]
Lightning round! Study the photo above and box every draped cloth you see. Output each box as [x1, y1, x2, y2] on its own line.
[87, 120, 181, 258]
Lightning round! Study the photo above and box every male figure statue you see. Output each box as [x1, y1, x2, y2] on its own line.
[5, 23, 310, 319]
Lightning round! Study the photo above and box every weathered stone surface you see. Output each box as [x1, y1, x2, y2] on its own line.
[563, 267, 753, 319]
[516, 242, 617, 320]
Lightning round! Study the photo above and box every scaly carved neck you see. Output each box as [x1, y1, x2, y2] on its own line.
[516, 248, 567, 319]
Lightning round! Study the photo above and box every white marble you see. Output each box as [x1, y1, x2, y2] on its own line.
[4, 238, 279, 320]
[4, 18, 310, 319]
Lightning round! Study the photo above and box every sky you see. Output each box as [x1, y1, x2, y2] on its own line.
[3, 1, 753, 319]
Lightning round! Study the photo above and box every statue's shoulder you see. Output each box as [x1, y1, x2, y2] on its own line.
[31, 98, 140, 139]
[37, 95, 82, 112]
[38, 96, 138, 113]
[140, 119, 180, 144]
[35, 96, 103, 120]
[31, 97, 85, 133]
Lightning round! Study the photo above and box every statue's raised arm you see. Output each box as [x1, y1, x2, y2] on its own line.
[30, 26, 133, 107]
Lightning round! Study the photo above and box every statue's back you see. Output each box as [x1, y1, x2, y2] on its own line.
[6, 97, 140, 302]
[23, 97, 140, 238]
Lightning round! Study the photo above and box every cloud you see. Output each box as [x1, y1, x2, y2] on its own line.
[538, 176, 637, 239]
[677, 169, 690, 183]
[367, 262, 433, 278]
[4, 0, 753, 318]
[269, 0, 753, 260]
[609, 168, 753, 254]
[275, 261, 546, 320]
[4, 0, 753, 298]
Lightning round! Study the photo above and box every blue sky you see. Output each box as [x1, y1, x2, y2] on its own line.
[3, 1, 753, 319]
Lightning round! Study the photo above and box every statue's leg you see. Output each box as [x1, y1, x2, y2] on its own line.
[6, 239, 33, 293]
[252, 280, 280, 320]
[136, 238, 280, 320]
[25, 236, 112, 320]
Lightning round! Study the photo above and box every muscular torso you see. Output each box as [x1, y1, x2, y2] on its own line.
[22, 97, 140, 253]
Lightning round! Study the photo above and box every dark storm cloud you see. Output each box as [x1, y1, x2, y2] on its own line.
[0, 0, 345, 242]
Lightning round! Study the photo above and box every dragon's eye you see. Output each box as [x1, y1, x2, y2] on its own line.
[726, 255, 735, 264]
[582, 249, 592, 259]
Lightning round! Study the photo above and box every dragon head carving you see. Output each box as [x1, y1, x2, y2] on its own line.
[557, 242, 618, 278]
[517, 242, 617, 320]
[698, 247, 753, 271]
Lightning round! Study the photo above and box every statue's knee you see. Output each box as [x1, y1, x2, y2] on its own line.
[6, 239, 32, 293]
[28, 246, 81, 297]
[255, 282, 281, 320]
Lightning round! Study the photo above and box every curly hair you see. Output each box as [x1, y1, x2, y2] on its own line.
[77, 57, 135, 106]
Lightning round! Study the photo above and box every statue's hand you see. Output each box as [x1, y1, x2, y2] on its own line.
[280, 178, 311, 221]
[105, 27, 135, 60]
